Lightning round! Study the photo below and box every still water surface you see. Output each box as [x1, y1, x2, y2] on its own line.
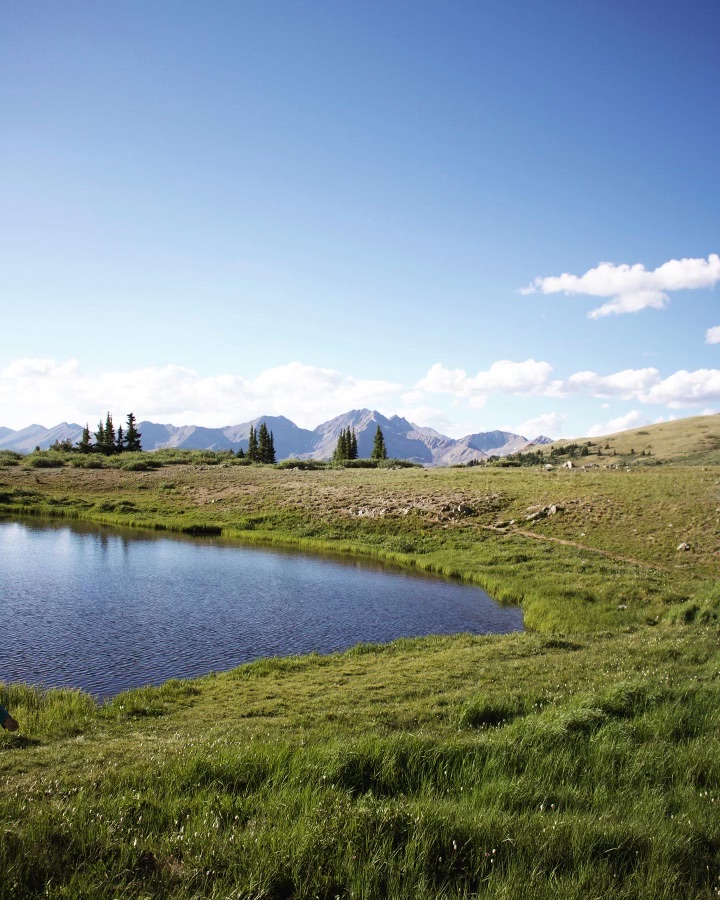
[1, 519, 523, 698]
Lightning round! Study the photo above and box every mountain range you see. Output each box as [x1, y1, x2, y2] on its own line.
[0, 410, 551, 465]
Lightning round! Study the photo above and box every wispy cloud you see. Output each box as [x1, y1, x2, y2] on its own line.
[706, 326, 720, 344]
[522, 254, 720, 318]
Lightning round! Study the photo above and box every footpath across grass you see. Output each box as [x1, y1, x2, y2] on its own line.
[1, 458, 719, 897]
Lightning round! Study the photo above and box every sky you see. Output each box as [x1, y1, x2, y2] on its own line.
[2, 0, 719, 439]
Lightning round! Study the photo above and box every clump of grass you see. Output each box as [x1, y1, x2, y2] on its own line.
[665, 583, 720, 624]
[0, 682, 97, 739]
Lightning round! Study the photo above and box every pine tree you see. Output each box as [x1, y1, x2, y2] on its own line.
[115, 425, 125, 453]
[236, 447, 245, 459]
[100, 413, 115, 455]
[94, 417, 115, 455]
[333, 428, 349, 462]
[247, 425, 258, 462]
[258, 422, 271, 463]
[125, 413, 142, 452]
[371, 425, 387, 460]
[349, 428, 358, 460]
[77, 424, 92, 454]
[268, 430, 276, 464]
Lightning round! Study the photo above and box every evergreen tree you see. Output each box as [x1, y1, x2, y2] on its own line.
[349, 428, 358, 460]
[333, 428, 349, 462]
[371, 425, 387, 460]
[105, 413, 114, 450]
[267, 430, 276, 464]
[50, 438, 74, 452]
[94, 417, 113, 455]
[77, 424, 92, 454]
[115, 425, 125, 453]
[247, 425, 258, 461]
[125, 413, 142, 452]
[236, 447, 245, 459]
[258, 422, 271, 463]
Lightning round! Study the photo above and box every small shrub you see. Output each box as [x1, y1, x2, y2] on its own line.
[377, 458, 422, 469]
[25, 453, 66, 468]
[275, 459, 328, 470]
[0, 450, 22, 466]
[69, 456, 105, 469]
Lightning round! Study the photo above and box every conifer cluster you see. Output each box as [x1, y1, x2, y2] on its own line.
[243, 422, 276, 463]
[73, 413, 142, 455]
[333, 427, 358, 462]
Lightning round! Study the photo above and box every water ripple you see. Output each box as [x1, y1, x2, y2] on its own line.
[1, 519, 523, 698]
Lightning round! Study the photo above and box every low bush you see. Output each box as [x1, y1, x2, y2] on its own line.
[24, 453, 66, 468]
[275, 459, 328, 470]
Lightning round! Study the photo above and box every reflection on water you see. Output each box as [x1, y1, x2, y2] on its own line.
[0, 518, 523, 698]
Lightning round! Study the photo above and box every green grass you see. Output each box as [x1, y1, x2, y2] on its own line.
[3, 628, 720, 898]
[1, 455, 720, 896]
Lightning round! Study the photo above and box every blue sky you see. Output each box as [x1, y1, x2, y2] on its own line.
[2, 0, 719, 438]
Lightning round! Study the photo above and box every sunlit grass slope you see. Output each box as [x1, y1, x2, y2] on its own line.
[542, 411, 720, 465]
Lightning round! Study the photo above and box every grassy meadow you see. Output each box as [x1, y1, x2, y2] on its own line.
[1, 414, 720, 897]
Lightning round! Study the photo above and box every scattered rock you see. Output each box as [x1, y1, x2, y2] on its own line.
[677, 542, 691, 552]
[545, 464, 554, 470]
[524, 503, 563, 522]
[617, 604, 628, 610]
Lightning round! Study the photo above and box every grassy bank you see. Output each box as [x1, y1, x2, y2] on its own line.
[1, 456, 719, 897]
[3, 628, 720, 898]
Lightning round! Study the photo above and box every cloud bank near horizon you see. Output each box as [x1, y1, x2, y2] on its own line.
[2, 357, 720, 437]
[522, 253, 720, 318]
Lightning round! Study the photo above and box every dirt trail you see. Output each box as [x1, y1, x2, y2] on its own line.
[480, 524, 671, 572]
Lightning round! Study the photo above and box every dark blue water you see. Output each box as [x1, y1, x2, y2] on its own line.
[0, 519, 523, 698]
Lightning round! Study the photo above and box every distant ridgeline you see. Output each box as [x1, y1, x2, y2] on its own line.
[0, 409, 551, 466]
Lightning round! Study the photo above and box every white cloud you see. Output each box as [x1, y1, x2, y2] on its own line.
[523, 253, 720, 318]
[587, 410, 649, 437]
[513, 411, 566, 440]
[706, 326, 720, 344]
[642, 369, 720, 408]
[558, 368, 660, 398]
[0, 359, 403, 430]
[416, 359, 554, 404]
[394, 406, 453, 432]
